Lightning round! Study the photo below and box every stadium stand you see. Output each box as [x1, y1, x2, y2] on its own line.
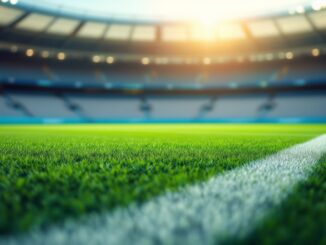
[9, 92, 78, 118]
[0, 93, 26, 118]
[67, 95, 144, 120]
[203, 95, 268, 119]
[266, 92, 326, 118]
[147, 97, 209, 119]
[1, 90, 326, 122]
[0, 2, 325, 123]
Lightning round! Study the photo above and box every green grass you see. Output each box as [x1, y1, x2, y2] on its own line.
[0, 124, 325, 235]
[236, 156, 326, 245]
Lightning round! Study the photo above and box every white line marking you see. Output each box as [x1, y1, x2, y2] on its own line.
[2, 134, 326, 245]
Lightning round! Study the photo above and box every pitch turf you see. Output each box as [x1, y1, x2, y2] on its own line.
[0, 124, 325, 243]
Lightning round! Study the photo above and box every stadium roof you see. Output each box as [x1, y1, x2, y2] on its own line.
[1, 1, 326, 63]
[13, 0, 319, 22]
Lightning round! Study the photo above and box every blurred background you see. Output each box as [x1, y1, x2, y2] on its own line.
[0, 0, 325, 123]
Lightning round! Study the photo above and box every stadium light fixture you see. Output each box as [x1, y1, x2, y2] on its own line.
[57, 52, 66, 61]
[41, 51, 49, 58]
[311, 0, 326, 11]
[25, 49, 34, 57]
[285, 52, 294, 60]
[106, 56, 114, 64]
[312, 2, 322, 11]
[311, 48, 320, 57]
[141, 57, 150, 65]
[9, 0, 18, 5]
[1, 0, 9, 3]
[92, 55, 101, 63]
[288, 5, 306, 14]
[203, 57, 211, 65]
[295, 5, 305, 13]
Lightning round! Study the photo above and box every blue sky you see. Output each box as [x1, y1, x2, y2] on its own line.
[18, 0, 313, 21]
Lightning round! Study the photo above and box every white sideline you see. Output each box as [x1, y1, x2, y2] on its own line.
[2, 134, 326, 245]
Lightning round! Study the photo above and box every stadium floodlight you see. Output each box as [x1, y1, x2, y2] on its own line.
[311, 48, 320, 57]
[106, 56, 114, 64]
[203, 57, 211, 65]
[57, 52, 66, 61]
[92, 55, 101, 63]
[312, 1, 322, 11]
[311, 0, 326, 11]
[25, 48, 34, 57]
[41, 51, 49, 58]
[9, 0, 18, 5]
[285, 51, 294, 60]
[141, 57, 150, 65]
[295, 5, 305, 13]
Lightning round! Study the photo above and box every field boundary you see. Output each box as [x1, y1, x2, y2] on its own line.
[2, 134, 326, 245]
[1, 117, 326, 124]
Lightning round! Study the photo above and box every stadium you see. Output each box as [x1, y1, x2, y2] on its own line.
[0, 0, 325, 244]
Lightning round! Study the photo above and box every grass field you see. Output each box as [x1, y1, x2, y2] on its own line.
[0, 124, 325, 244]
